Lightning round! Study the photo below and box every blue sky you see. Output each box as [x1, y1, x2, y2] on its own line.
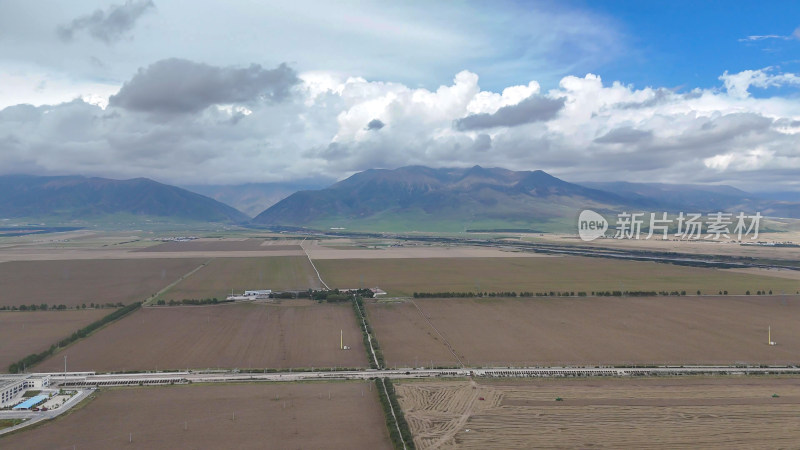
[579, 1, 800, 94]
[0, 0, 798, 190]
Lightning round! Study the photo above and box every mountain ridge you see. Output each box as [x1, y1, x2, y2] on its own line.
[252, 165, 799, 232]
[0, 174, 248, 223]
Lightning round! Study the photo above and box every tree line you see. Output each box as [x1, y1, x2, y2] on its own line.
[155, 298, 229, 306]
[0, 302, 125, 312]
[353, 296, 384, 369]
[413, 289, 787, 298]
[375, 378, 416, 450]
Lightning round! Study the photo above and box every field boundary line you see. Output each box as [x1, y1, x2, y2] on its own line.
[144, 258, 213, 306]
[410, 299, 464, 368]
[300, 238, 329, 289]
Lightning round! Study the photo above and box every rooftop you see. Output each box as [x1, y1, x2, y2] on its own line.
[13, 394, 49, 410]
[0, 376, 26, 390]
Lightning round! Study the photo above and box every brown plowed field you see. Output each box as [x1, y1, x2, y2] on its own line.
[0, 309, 109, 370]
[35, 303, 367, 372]
[315, 256, 800, 297]
[1, 382, 391, 450]
[0, 259, 205, 307]
[137, 239, 301, 252]
[368, 295, 800, 367]
[160, 257, 322, 301]
[395, 377, 800, 449]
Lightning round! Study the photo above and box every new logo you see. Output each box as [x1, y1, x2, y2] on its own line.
[578, 210, 608, 241]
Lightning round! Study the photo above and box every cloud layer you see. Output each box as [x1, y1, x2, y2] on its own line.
[108, 59, 299, 114]
[454, 95, 565, 130]
[0, 60, 798, 192]
[57, 0, 155, 43]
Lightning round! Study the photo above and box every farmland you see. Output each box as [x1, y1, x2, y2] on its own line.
[0, 259, 205, 307]
[0, 309, 108, 371]
[159, 256, 322, 301]
[395, 377, 800, 449]
[315, 256, 800, 297]
[1, 382, 391, 450]
[35, 303, 367, 372]
[367, 295, 800, 367]
[137, 238, 302, 252]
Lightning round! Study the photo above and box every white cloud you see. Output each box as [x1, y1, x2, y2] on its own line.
[739, 27, 800, 42]
[720, 67, 800, 98]
[0, 69, 119, 109]
[1, 62, 800, 193]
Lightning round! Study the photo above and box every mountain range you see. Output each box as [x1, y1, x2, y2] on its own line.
[252, 165, 799, 232]
[0, 175, 248, 223]
[1, 168, 797, 231]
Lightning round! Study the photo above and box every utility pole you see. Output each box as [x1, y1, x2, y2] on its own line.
[64, 355, 67, 374]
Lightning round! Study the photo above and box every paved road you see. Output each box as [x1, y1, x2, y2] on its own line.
[5, 365, 800, 435]
[31, 365, 800, 387]
[0, 388, 92, 436]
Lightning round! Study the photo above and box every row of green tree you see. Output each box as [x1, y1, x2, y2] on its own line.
[0, 302, 125, 312]
[352, 296, 384, 369]
[413, 289, 787, 298]
[312, 288, 375, 302]
[375, 378, 416, 450]
[155, 298, 230, 306]
[8, 302, 141, 373]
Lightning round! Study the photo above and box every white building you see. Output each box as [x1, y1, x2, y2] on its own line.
[0, 377, 25, 408]
[0, 375, 51, 408]
[244, 290, 271, 297]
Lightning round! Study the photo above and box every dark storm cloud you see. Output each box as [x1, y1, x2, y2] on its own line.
[108, 59, 300, 114]
[454, 95, 565, 130]
[365, 119, 385, 130]
[57, 0, 155, 43]
[594, 126, 653, 144]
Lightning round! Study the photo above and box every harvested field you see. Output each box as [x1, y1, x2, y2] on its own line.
[368, 296, 800, 367]
[0, 248, 306, 262]
[0, 259, 205, 307]
[35, 303, 367, 372]
[137, 238, 301, 252]
[0, 309, 109, 370]
[395, 377, 800, 449]
[160, 256, 322, 300]
[304, 240, 544, 260]
[316, 256, 800, 297]
[1, 382, 391, 450]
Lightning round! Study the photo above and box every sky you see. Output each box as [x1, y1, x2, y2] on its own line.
[0, 0, 799, 192]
